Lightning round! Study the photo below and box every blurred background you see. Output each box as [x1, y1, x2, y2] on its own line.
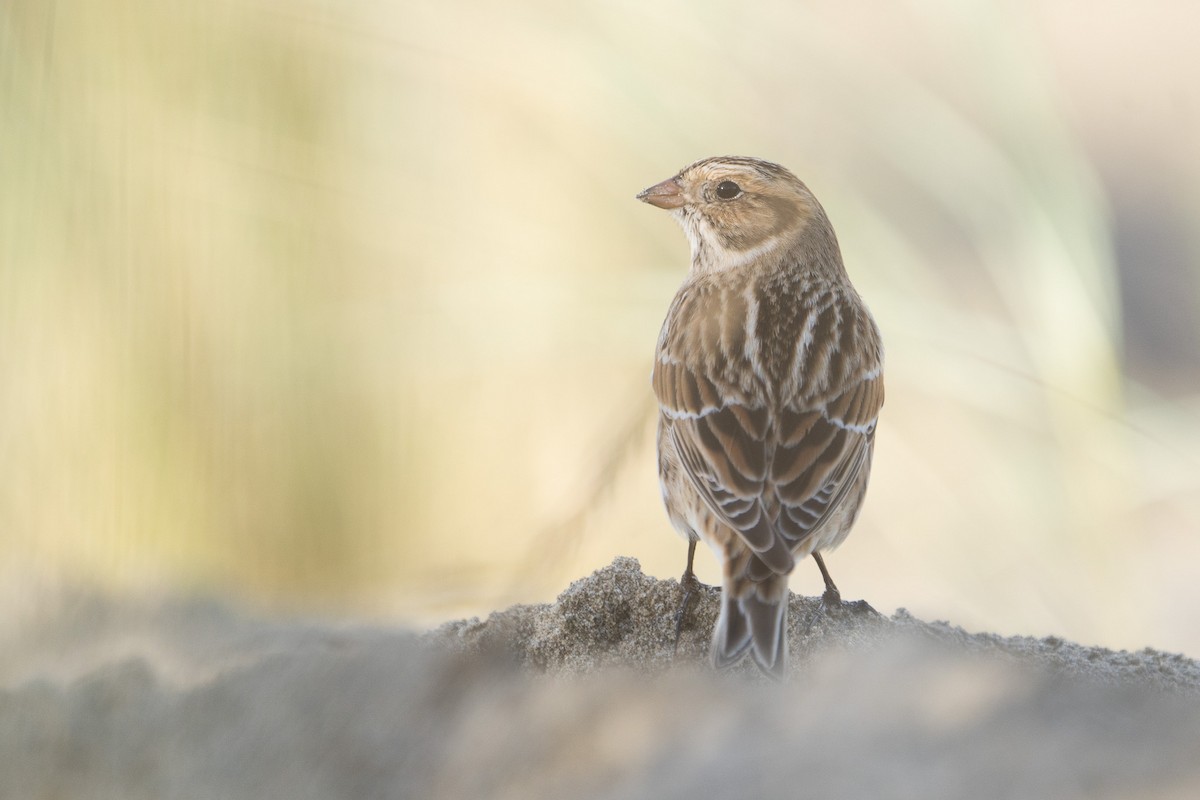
[1, 0, 1198, 656]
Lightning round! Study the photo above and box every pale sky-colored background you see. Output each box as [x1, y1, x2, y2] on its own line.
[2, 0, 1199, 656]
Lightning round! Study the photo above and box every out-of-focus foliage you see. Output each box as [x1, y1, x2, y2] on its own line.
[1, 0, 1198, 653]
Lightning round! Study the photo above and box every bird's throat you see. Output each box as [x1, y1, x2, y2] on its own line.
[678, 212, 787, 275]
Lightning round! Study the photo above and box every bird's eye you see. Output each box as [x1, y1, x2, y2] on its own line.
[715, 180, 742, 200]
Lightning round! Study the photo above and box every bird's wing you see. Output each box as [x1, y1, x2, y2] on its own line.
[654, 281, 790, 569]
[654, 279, 883, 574]
[769, 373, 882, 551]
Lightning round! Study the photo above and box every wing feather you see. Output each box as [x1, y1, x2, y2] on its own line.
[654, 275, 883, 576]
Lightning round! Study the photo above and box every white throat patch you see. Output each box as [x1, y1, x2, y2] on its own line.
[674, 210, 785, 273]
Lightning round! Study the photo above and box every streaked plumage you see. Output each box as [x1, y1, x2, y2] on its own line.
[638, 156, 884, 677]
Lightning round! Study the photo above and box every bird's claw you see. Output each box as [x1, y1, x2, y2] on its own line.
[837, 598, 880, 617]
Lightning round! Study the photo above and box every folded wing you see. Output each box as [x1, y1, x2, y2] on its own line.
[654, 279, 883, 576]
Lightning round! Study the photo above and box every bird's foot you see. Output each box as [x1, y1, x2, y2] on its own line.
[820, 585, 880, 617]
[802, 590, 880, 640]
[837, 598, 880, 617]
[820, 586, 878, 616]
[672, 569, 703, 652]
[810, 552, 879, 621]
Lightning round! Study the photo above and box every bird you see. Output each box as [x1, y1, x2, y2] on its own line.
[637, 156, 884, 677]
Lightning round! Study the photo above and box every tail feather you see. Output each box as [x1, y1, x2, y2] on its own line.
[711, 575, 789, 677]
[743, 591, 788, 677]
[712, 593, 753, 668]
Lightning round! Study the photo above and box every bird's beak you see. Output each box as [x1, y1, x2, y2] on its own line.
[636, 177, 686, 210]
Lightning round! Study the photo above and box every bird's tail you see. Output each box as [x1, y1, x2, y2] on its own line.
[711, 571, 789, 678]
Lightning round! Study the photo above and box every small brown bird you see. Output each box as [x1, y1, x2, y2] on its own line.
[638, 156, 884, 677]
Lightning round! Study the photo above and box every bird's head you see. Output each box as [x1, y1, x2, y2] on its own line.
[637, 156, 834, 274]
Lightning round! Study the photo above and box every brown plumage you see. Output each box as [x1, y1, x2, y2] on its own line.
[638, 156, 884, 677]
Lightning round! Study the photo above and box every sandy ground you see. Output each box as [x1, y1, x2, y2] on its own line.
[4, 556, 1200, 799]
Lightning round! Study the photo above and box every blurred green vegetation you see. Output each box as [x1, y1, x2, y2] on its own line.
[2, 0, 1198, 653]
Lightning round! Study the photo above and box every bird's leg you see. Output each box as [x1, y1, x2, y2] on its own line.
[673, 538, 701, 649]
[812, 551, 842, 608]
[812, 551, 878, 617]
[799, 551, 835, 639]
